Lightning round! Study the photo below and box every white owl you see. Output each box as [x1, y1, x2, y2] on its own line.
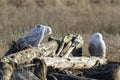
[88, 32, 106, 58]
[17, 24, 52, 49]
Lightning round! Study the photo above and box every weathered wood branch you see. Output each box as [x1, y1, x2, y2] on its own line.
[57, 34, 84, 57]
[60, 41, 72, 56]
[37, 57, 107, 70]
[64, 34, 84, 57]
[56, 42, 65, 56]
[0, 62, 13, 80]
[32, 58, 47, 80]
[0, 40, 58, 64]
[56, 34, 74, 56]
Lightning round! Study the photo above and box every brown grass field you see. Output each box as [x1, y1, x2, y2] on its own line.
[0, 0, 120, 61]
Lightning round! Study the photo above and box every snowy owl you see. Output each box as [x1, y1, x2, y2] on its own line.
[17, 24, 52, 49]
[88, 32, 106, 58]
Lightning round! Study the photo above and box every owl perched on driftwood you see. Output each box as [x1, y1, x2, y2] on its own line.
[88, 32, 106, 58]
[5, 25, 52, 56]
[17, 25, 52, 49]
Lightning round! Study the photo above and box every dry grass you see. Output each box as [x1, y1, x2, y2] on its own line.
[0, 0, 120, 61]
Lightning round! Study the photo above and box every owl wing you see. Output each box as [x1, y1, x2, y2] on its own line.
[88, 42, 96, 56]
[98, 42, 106, 57]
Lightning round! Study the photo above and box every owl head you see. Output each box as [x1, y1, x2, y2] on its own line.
[90, 32, 103, 41]
[36, 24, 52, 35]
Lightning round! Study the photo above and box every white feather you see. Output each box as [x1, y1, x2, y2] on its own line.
[89, 32, 106, 57]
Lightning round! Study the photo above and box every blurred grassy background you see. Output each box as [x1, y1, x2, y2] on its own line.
[0, 0, 120, 61]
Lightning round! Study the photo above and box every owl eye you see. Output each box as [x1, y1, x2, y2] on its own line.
[36, 24, 41, 27]
[96, 34, 100, 38]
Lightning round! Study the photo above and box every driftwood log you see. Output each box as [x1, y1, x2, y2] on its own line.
[38, 57, 107, 70]
[0, 56, 107, 70]
[0, 34, 120, 80]
[0, 40, 58, 64]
